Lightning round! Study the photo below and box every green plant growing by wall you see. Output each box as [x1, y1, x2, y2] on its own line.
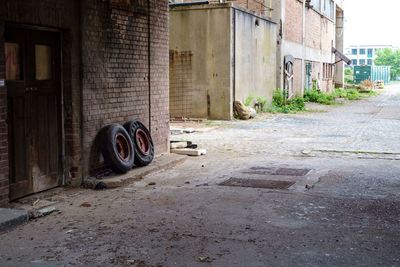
[304, 89, 335, 105]
[264, 89, 305, 113]
[244, 93, 255, 107]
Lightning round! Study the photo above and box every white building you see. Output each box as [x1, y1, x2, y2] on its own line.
[345, 45, 399, 66]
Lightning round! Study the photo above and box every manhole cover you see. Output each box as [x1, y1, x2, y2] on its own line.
[245, 167, 311, 176]
[219, 178, 295, 189]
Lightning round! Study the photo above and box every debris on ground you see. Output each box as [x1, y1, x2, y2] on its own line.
[198, 256, 214, 263]
[30, 206, 57, 219]
[148, 182, 156, 186]
[80, 202, 92, 207]
[32, 199, 40, 206]
[234, 100, 251, 120]
[171, 148, 207, 156]
[170, 141, 206, 156]
[305, 184, 314, 190]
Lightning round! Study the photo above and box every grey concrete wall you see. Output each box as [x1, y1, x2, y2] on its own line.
[234, 8, 277, 106]
[170, 5, 232, 120]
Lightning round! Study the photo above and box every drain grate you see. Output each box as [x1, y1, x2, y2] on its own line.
[245, 167, 311, 176]
[219, 178, 295, 190]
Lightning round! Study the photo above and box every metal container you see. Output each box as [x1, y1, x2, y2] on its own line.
[354, 65, 391, 84]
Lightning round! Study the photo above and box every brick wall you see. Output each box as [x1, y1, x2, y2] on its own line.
[149, 0, 170, 153]
[284, 0, 302, 44]
[0, 21, 8, 207]
[81, 0, 169, 176]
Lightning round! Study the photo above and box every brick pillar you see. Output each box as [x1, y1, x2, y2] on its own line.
[149, 0, 170, 155]
[0, 20, 9, 207]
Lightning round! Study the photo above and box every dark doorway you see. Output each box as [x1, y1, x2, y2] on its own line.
[5, 26, 62, 200]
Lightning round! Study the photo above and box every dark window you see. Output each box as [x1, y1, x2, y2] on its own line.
[359, 59, 366, 65]
[359, 49, 366, 55]
[352, 49, 357, 55]
[367, 49, 373, 57]
[352, 59, 357, 65]
[367, 59, 373, 65]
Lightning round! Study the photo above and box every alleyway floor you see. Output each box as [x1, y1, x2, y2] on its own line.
[1, 84, 400, 266]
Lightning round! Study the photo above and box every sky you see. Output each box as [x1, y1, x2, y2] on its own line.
[344, 0, 400, 47]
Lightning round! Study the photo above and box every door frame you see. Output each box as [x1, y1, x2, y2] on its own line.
[5, 23, 66, 199]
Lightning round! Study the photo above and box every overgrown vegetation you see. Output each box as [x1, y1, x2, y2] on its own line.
[304, 89, 336, 105]
[375, 48, 400, 80]
[264, 90, 306, 114]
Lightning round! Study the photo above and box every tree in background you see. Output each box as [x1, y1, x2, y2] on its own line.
[374, 48, 400, 80]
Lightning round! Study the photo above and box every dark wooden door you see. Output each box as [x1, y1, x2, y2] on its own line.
[5, 27, 62, 200]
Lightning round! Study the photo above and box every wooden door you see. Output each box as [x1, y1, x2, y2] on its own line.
[5, 27, 62, 200]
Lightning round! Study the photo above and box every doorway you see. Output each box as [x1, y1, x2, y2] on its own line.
[5, 26, 62, 200]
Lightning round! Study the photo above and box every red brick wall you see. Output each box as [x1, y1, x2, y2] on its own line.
[284, 0, 302, 44]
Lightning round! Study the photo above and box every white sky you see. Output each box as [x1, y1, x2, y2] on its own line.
[344, 0, 400, 47]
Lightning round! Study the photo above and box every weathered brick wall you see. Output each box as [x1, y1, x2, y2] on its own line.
[284, 0, 302, 44]
[149, 0, 170, 154]
[81, 0, 169, 176]
[0, 21, 8, 207]
[0, 0, 81, 205]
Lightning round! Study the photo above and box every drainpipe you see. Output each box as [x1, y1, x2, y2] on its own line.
[301, 0, 306, 96]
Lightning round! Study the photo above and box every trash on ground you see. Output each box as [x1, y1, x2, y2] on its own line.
[30, 206, 57, 219]
[171, 148, 206, 156]
[80, 202, 92, 207]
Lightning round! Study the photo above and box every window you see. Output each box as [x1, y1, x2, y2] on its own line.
[323, 63, 333, 79]
[311, 0, 321, 11]
[323, 0, 334, 19]
[352, 49, 357, 55]
[359, 59, 366, 65]
[352, 59, 357, 65]
[367, 49, 373, 57]
[35, 45, 52, 80]
[5, 43, 21, 80]
[367, 59, 373, 65]
[359, 49, 366, 55]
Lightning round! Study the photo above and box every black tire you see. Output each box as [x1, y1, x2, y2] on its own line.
[123, 120, 154, 166]
[101, 123, 135, 173]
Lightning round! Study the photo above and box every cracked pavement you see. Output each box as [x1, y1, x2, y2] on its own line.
[1, 84, 400, 266]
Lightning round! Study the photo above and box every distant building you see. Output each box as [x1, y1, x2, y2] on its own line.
[345, 45, 400, 66]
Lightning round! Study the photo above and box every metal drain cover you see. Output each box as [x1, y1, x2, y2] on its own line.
[219, 178, 295, 189]
[245, 167, 311, 176]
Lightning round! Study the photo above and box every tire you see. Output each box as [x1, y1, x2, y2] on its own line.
[101, 123, 135, 173]
[123, 120, 154, 166]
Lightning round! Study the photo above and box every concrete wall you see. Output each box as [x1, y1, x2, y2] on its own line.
[234, 9, 277, 105]
[170, 5, 232, 120]
[170, 4, 277, 119]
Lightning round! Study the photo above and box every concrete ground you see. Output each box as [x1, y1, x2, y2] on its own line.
[1, 84, 400, 266]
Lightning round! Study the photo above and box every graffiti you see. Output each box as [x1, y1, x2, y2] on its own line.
[5, 43, 20, 80]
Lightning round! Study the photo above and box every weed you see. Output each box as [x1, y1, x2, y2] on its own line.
[244, 93, 255, 107]
[265, 89, 306, 113]
[304, 89, 335, 105]
[256, 96, 268, 110]
[205, 120, 212, 126]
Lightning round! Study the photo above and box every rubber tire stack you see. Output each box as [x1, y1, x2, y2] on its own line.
[124, 120, 154, 166]
[101, 124, 135, 174]
[101, 121, 154, 174]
